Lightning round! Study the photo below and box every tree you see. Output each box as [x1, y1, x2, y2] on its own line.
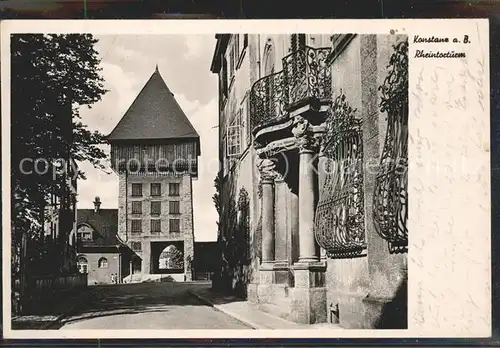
[11, 34, 108, 280]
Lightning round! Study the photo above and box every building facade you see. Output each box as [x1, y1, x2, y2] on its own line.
[106, 67, 200, 282]
[210, 34, 408, 328]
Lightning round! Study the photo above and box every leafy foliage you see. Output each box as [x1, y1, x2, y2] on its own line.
[212, 171, 252, 297]
[11, 34, 108, 279]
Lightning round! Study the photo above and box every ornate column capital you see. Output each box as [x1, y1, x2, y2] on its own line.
[292, 116, 320, 154]
[256, 157, 279, 184]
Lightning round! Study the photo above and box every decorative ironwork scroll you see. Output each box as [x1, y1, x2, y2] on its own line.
[237, 188, 251, 264]
[282, 46, 332, 106]
[250, 46, 332, 132]
[373, 39, 409, 254]
[314, 93, 366, 258]
[249, 71, 287, 131]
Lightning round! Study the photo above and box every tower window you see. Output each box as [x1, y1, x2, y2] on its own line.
[131, 219, 142, 234]
[169, 201, 180, 214]
[151, 219, 161, 233]
[132, 201, 142, 214]
[169, 183, 180, 196]
[151, 201, 161, 215]
[169, 219, 180, 233]
[151, 183, 161, 196]
[131, 183, 142, 197]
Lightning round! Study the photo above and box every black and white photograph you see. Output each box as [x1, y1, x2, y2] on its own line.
[2, 20, 490, 339]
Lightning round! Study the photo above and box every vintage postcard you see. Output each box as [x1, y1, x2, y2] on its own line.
[1, 19, 491, 339]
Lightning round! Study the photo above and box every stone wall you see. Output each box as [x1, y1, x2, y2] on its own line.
[182, 174, 195, 281]
[118, 172, 127, 242]
[361, 34, 408, 329]
[321, 34, 408, 329]
[324, 35, 371, 328]
[117, 172, 195, 280]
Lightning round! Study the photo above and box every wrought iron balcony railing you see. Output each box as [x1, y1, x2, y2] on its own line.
[250, 46, 332, 132]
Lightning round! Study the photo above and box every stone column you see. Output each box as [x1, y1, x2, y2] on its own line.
[288, 115, 327, 324]
[292, 116, 320, 263]
[256, 157, 278, 304]
[256, 158, 277, 267]
[273, 176, 289, 267]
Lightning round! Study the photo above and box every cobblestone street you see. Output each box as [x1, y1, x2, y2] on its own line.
[58, 282, 251, 330]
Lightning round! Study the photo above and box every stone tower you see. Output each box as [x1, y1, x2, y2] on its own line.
[107, 66, 200, 281]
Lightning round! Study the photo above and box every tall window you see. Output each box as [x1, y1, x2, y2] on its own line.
[169, 219, 180, 233]
[98, 257, 108, 269]
[229, 35, 239, 81]
[314, 93, 365, 259]
[131, 183, 142, 197]
[151, 183, 161, 196]
[169, 201, 180, 214]
[131, 219, 142, 234]
[132, 201, 142, 214]
[169, 183, 180, 196]
[131, 242, 142, 251]
[227, 109, 242, 158]
[151, 219, 161, 233]
[151, 201, 161, 216]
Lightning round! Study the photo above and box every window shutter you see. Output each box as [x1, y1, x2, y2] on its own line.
[131, 219, 142, 233]
[222, 57, 228, 97]
[151, 219, 161, 233]
[151, 201, 161, 215]
[245, 95, 251, 144]
[131, 183, 142, 197]
[132, 201, 142, 214]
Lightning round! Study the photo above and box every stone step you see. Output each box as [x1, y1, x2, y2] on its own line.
[257, 302, 292, 321]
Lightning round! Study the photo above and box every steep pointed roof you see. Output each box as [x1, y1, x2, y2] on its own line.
[106, 67, 200, 142]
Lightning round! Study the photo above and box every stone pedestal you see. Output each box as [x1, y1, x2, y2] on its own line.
[289, 262, 327, 324]
[257, 263, 275, 304]
[247, 283, 259, 303]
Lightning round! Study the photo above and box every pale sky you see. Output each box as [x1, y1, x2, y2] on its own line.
[77, 34, 219, 241]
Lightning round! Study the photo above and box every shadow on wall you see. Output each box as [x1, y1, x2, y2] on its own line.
[373, 275, 408, 329]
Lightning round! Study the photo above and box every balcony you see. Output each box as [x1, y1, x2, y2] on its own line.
[250, 46, 332, 133]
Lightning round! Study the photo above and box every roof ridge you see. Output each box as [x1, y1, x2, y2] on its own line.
[106, 68, 200, 142]
[105, 71, 161, 139]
